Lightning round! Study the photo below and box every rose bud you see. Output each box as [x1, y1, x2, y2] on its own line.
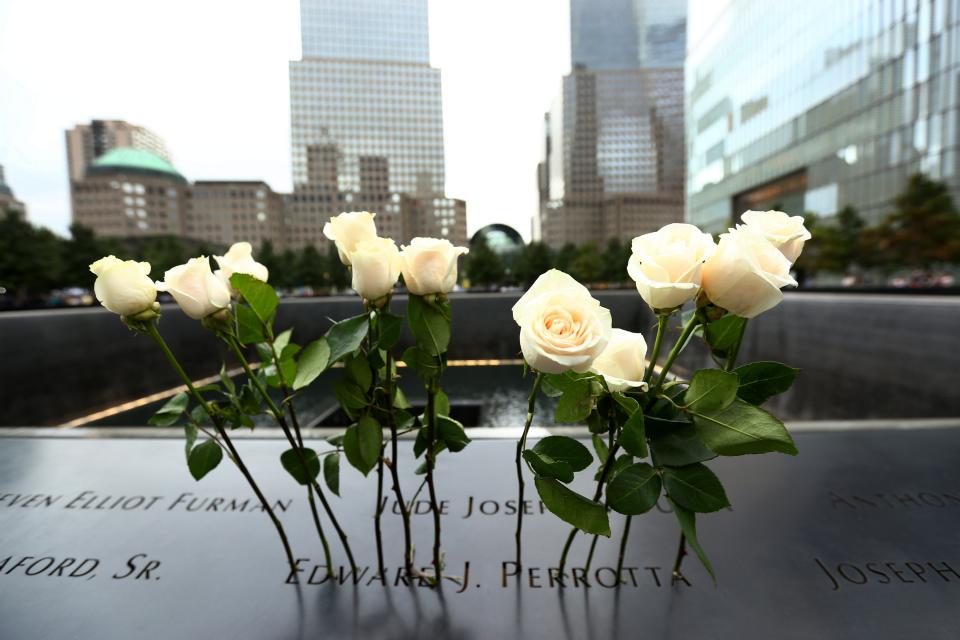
[589, 328, 648, 392]
[399, 237, 469, 296]
[627, 223, 716, 312]
[323, 211, 378, 266]
[512, 269, 612, 374]
[701, 227, 798, 319]
[214, 241, 269, 292]
[739, 210, 811, 263]
[349, 237, 401, 302]
[155, 256, 232, 320]
[90, 256, 158, 317]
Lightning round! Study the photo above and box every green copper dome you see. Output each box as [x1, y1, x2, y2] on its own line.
[88, 148, 186, 183]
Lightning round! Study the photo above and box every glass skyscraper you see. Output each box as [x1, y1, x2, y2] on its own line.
[570, 0, 687, 70]
[686, 0, 960, 231]
[289, 0, 445, 195]
[287, 0, 460, 250]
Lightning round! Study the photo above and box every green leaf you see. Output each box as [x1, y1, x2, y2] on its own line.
[343, 416, 381, 476]
[407, 295, 451, 356]
[611, 392, 640, 415]
[394, 387, 411, 410]
[187, 439, 223, 480]
[534, 476, 610, 536]
[607, 462, 661, 516]
[326, 433, 344, 447]
[273, 328, 293, 354]
[402, 346, 441, 381]
[234, 304, 265, 345]
[231, 273, 278, 326]
[531, 436, 592, 471]
[345, 354, 373, 390]
[592, 433, 609, 465]
[219, 364, 236, 395]
[606, 453, 635, 483]
[734, 361, 800, 405]
[280, 447, 321, 486]
[555, 379, 593, 423]
[333, 380, 367, 411]
[669, 498, 716, 584]
[183, 424, 198, 458]
[663, 463, 730, 513]
[618, 410, 647, 458]
[323, 453, 340, 496]
[435, 389, 450, 416]
[437, 415, 470, 452]
[293, 338, 331, 390]
[326, 313, 370, 364]
[149, 392, 189, 426]
[522, 449, 573, 483]
[265, 343, 299, 388]
[691, 398, 798, 456]
[704, 314, 747, 358]
[238, 383, 260, 415]
[683, 369, 739, 413]
[378, 312, 403, 349]
[647, 417, 715, 466]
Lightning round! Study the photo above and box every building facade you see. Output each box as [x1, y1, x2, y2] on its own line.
[0, 164, 27, 217]
[538, 0, 686, 249]
[65, 120, 171, 183]
[687, 0, 960, 232]
[287, 0, 464, 250]
[187, 182, 286, 250]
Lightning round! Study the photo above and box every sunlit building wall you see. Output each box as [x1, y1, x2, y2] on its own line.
[687, 0, 960, 231]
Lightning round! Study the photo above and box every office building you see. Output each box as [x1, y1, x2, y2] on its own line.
[686, 0, 960, 231]
[188, 182, 286, 251]
[65, 120, 171, 183]
[537, 0, 687, 249]
[0, 164, 27, 217]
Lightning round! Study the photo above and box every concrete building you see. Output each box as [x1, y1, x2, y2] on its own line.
[65, 120, 170, 183]
[71, 148, 189, 238]
[0, 164, 27, 218]
[187, 182, 286, 250]
[686, 0, 960, 231]
[537, 0, 686, 249]
[287, 0, 465, 250]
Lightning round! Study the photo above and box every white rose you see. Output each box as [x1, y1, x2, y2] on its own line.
[90, 255, 157, 316]
[323, 211, 378, 266]
[701, 227, 798, 319]
[350, 237, 401, 301]
[589, 329, 648, 392]
[739, 210, 811, 263]
[627, 223, 716, 311]
[214, 242, 269, 292]
[399, 237, 469, 296]
[155, 257, 232, 320]
[512, 269, 612, 374]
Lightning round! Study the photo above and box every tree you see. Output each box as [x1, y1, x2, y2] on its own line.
[60, 224, 120, 287]
[515, 242, 553, 287]
[601, 238, 631, 282]
[867, 174, 960, 270]
[0, 210, 64, 299]
[296, 245, 326, 288]
[464, 237, 504, 288]
[258, 240, 279, 279]
[324, 245, 350, 291]
[554, 243, 578, 272]
[570, 242, 603, 283]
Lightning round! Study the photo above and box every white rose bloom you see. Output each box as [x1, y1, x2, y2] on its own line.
[512, 269, 612, 374]
[350, 237, 401, 301]
[399, 237, 469, 296]
[701, 227, 798, 319]
[589, 329, 648, 392]
[214, 242, 269, 291]
[627, 223, 716, 311]
[323, 211, 378, 266]
[739, 210, 811, 263]
[155, 257, 232, 320]
[90, 256, 157, 316]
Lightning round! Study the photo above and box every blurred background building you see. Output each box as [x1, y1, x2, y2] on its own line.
[286, 0, 464, 250]
[65, 120, 171, 183]
[536, 0, 687, 249]
[686, 0, 960, 231]
[0, 164, 27, 217]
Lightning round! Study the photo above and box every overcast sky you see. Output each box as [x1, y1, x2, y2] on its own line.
[0, 0, 570, 240]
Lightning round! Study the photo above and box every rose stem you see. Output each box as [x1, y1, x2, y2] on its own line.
[367, 310, 387, 579]
[145, 322, 296, 572]
[384, 341, 414, 576]
[584, 417, 617, 572]
[425, 373, 442, 583]
[515, 371, 543, 570]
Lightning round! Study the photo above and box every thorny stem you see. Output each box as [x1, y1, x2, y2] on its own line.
[515, 372, 543, 569]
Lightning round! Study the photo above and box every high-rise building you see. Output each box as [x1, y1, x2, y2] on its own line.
[65, 120, 171, 183]
[686, 0, 960, 231]
[287, 0, 463, 250]
[537, 0, 686, 249]
[187, 182, 286, 251]
[0, 164, 27, 218]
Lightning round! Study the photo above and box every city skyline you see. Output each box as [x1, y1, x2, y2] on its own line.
[0, 0, 570, 240]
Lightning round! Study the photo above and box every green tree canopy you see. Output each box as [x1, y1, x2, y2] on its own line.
[465, 237, 505, 288]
